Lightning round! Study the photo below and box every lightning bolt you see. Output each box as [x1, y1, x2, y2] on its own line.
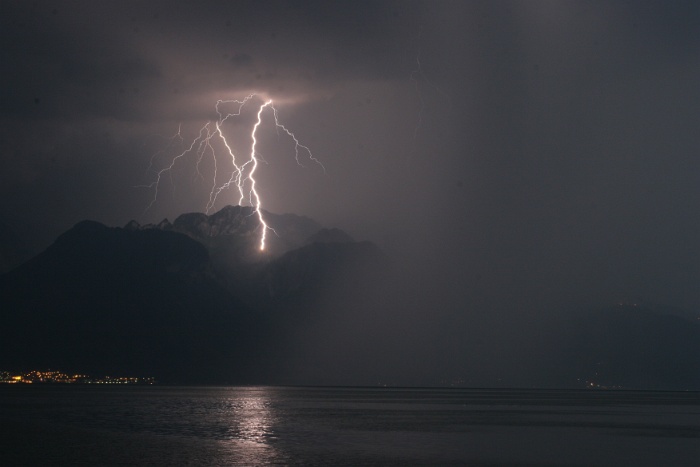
[248, 100, 272, 251]
[138, 124, 214, 212]
[271, 105, 325, 172]
[141, 93, 323, 251]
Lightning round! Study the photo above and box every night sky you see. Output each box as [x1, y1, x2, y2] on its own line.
[2, 1, 699, 382]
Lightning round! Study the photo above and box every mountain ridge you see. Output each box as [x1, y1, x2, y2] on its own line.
[1, 207, 698, 388]
[125, 205, 331, 260]
[0, 206, 385, 383]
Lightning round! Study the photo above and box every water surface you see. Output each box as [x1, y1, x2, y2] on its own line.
[1, 386, 697, 465]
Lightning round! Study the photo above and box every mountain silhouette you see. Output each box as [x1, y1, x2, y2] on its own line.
[3, 207, 698, 388]
[0, 207, 385, 383]
[549, 305, 700, 390]
[0, 222, 30, 274]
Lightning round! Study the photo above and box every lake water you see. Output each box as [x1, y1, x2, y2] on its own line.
[0, 386, 697, 466]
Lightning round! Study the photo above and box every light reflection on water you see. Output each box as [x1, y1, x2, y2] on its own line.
[225, 390, 274, 443]
[166, 386, 286, 464]
[0, 386, 698, 466]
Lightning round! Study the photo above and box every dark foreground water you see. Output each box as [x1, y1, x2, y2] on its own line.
[0, 386, 697, 466]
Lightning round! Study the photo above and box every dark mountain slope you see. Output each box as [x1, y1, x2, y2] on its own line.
[551, 305, 700, 389]
[127, 205, 323, 262]
[0, 208, 387, 384]
[0, 221, 256, 382]
[0, 221, 30, 274]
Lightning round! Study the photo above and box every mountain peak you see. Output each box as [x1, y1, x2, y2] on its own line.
[1, 207, 384, 383]
[125, 205, 343, 259]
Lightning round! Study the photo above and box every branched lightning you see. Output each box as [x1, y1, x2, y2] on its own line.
[271, 106, 326, 172]
[147, 123, 184, 173]
[141, 93, 323, 251]
[248, 100, 272, 251]
[138, 124, 213, 212]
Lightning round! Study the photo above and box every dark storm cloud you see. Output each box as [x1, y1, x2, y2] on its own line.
[0, 0, 425, 126]
[0, 1, 423, 242]
[230, 52, 253, 68]
[2, 0, 699, 384]
[1, 3, 163, 121]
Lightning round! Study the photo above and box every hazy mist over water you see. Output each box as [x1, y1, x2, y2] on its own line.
[1, 386, 698, 466]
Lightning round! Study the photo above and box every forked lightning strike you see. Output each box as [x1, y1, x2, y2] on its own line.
[247, 100, 271, 251]
[140, 94, 323, 251]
